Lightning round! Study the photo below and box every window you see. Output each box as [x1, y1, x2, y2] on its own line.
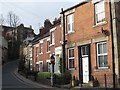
[97, 42, 108, 68]
[95, 0, 105, 24]
[47, 41, 50, 52]
[47, 61, 50, 72]
[36, 47, 38, 56]
[68, 48, 75, 69]
[29, 48, 32, 57]
[81, 46, 88, 56]
[67, 13, 74, 33]
[36, 64, 39, 72]
[51, 31, 54, 44]
[40, 44, 42, 53]
[39, 61, 43, 72]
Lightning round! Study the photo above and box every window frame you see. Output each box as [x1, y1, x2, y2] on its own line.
[46, 60, 51, 72]
[39, 43, 43, 54]
[47, 40, 50, 52]
[51, 31, 55, 45]
[68, 48, 75, 69]
[94, 0, 105, 24]
[97, 42, 108, 69]
[39, 61, 43, 72]
[67, 13, 74, 33]
[36, 47, 38, 57]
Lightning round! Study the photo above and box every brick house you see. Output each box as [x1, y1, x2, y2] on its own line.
[1, 24, 35, 59]
[61, 0, 120, 87]
[50, 18, 61, 74]
[32, 18, 62, 74]
[32, 19, 52, 72]
[0, 26, 8, 64]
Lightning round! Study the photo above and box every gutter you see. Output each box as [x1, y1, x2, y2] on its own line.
[109, 0, 115, 88]
[60, 1, 88, 14]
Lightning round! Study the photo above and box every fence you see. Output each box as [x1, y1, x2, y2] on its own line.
[79, 74, 114, 88]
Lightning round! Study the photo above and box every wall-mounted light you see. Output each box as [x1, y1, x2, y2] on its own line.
[101, 27, 110, 36]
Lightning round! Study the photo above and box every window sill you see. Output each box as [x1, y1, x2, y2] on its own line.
[94, 67, 110, 72]
[50, 43, 55, 46]
[65, 31, 75, 36]
[93, 21, 107, 28]
[39, 53, 43, 55]
[46, 51, 50, 53]
[68, 68, 75, 70]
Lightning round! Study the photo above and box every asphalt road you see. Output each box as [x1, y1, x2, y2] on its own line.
[2, 60, 51, 90]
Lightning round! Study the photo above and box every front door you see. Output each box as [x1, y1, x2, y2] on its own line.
[79, 45, 90, 83]
[40, 62, 43, 72]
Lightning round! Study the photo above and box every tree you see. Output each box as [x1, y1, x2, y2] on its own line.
[7, 11, 20, 59]
[7, 11, 20, 27]
[0, 14, 5, 25]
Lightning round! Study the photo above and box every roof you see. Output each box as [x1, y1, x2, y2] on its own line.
[1, 25, 13, 32]
[60, 1, 88, 13]
[31, 29, 50, 45]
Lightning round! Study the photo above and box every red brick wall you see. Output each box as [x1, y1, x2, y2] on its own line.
[39, 38, 50, 72]
[64, 2, 113, 84]
[50, 24, 61, 54]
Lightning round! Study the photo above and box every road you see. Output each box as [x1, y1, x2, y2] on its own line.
[2, 60, 53, 90]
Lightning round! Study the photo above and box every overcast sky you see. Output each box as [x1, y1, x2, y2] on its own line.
[0, 0, 81, 34]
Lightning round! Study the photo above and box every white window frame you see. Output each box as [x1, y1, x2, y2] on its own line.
[39, 43, 43, 54]
[51, 31, 55, 45]
[94, 0, 105, 24]
[47, 40, 50, 53]
[67, 13, 74, 33]
[29, 48, 32, 57]
[97, 42, 108, 69]
[68, 48, 75, 69]
[36, 47, 38, 57]
[39, 61, 43, 72]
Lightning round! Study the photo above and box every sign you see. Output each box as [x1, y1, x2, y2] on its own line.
[50, 54, 55, 64]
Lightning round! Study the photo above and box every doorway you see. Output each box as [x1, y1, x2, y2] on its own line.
[79, 45, 91, 83]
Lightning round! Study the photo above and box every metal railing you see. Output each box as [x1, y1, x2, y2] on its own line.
[79, 74, 114, 88]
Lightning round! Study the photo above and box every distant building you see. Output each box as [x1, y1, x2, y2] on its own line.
[1, 24, 35, 60]
[0, 25, 8, 64]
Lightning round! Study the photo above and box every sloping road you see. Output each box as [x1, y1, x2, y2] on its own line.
[2, 60, 69, 90]
[2, 60, 52, 90]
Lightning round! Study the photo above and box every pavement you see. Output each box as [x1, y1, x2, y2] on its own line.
[13, 69, 53, 88]
[13, 68, 69, 90]
[4, 60, 120, 90]
[14, 69, 120, 90]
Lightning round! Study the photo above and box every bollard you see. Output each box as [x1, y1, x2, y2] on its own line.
[104, 74, 107, 88]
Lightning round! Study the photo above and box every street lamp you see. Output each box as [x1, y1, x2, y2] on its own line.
[50, 54, 55, 87]
[61, 8, 66, 74]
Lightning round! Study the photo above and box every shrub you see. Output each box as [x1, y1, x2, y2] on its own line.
[38, 72, 50, 79]
[54, 70, 72, 85]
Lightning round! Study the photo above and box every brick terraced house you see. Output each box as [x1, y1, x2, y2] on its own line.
[60, 0, 120, 87]
[32, 18, 61, 73]
[24, 0, 120, 88]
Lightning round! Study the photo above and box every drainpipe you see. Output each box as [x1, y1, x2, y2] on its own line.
[109, 0, 115, 88]
[61, 8, 66, 74]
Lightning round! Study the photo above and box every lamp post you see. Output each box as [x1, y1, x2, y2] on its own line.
[50, 54, 55, 87]
[61, 8, 66, 75]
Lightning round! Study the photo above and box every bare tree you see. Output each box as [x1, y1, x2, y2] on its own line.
[0, 14, 5, 25]
[7, 11, 20, 27]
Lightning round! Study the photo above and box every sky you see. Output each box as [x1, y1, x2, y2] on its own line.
[0, 0, 81, 34]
